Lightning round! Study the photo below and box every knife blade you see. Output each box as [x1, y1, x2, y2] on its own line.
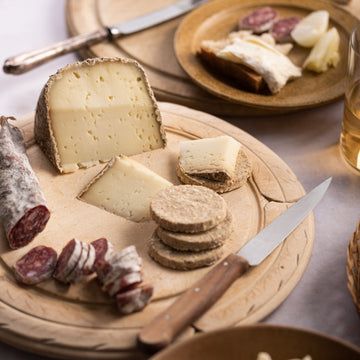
[3, 0, 209, 75]
[138, 177, 331, 353]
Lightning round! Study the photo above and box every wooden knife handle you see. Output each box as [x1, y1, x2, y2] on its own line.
[138, 253, 250, 354]
[3, 28, 109, 75]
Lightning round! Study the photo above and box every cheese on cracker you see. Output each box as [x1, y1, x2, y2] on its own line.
[179, 136, 241, 181]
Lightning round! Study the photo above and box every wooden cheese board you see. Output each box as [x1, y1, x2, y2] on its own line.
[65, 0, 360, 116]
[0, 103, 313, 359]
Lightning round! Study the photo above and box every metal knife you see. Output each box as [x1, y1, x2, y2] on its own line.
[3, 0, 209, 75]
[138, 177, 332, 353]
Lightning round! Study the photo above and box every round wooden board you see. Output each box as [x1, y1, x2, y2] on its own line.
[65, 0, 360, 117]
[0, 103, 313, 359]
[175, 0, 358, 110]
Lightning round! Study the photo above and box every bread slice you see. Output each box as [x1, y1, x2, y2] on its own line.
[150, 185, 227, 233]
[156, 211, 232, 251]
[198, 41, 266, 93]
[177, 148, 251, 194]
[148, 231, 224, 270]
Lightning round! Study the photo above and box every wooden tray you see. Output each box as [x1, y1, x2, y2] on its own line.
[65, 0, 360, 117]
[0, 103, 313, 359]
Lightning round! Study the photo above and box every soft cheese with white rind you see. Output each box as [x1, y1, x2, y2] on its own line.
[217, 37, 301, 94]
[291, 10, 329, 48]
[35, 57, 166, 173]
[179, 135, 241, 180]
[78, 155, 172, 222]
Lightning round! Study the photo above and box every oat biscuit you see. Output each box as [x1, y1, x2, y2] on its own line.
[148, 232, 224, 270]
[156, 211, 232, 251]
[150, 185, 227, 233]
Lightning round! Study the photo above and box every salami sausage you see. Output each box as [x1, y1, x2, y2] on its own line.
[0, 116, 50, 249]
[239, 7, 278, 33]
[13, 245, 57, 285]
[116, 284, 154, 315]
[270, 17, 301, 42]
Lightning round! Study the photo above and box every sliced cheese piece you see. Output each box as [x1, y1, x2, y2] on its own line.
[217, 37, 301, 94]
[78, 155, 172, 222]
[303, 27, 340, 73]
[179, 135, 241, 181]
[35, 57, 166, 173]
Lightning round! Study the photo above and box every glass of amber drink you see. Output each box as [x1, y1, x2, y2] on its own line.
[340, 23, 360, 172]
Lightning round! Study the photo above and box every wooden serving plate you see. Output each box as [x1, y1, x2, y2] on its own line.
[0, 103, 313, 359]
[174, 0, 358, 110]
[65, 0, 360, 116]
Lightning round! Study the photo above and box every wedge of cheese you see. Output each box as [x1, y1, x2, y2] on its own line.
[35, 57, 166, 173]
[179, 135, 241, 181]
[78, 155, 172, 222]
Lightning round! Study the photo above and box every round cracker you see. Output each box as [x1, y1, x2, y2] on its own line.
[177, 149, 251, 194]
[150, 185, 227, 233]
[156, 211, 232, 251]
[148, 231, 224, 270]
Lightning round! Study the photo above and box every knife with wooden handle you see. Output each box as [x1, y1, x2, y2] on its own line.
[3, 0, 209, 75]
[138, 177, 332, 353]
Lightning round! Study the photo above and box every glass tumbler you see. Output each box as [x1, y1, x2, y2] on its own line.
[340, 22, 360, 172]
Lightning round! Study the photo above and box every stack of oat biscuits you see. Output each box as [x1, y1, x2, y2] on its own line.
[148, 185, 233, 270]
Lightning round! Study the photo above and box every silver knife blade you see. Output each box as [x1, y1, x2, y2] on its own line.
[109, 0, 209, 37]
[238, 177, 332, 266]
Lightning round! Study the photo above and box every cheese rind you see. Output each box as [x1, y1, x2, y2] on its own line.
[179, 135, 241, 180]
[217, 37, 301, 94]
[35, 57, 166, 173]
[78, 155, 172, 222]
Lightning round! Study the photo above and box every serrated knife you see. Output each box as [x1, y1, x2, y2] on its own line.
[138, 177, 332, 354]
[3, 0, 209, 75]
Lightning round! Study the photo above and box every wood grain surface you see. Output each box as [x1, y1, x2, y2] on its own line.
[65, 0, 360, 116]
[0, 103, 313, 359]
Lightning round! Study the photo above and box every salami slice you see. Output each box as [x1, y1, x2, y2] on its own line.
[53, 238, 82, 282]
[239, 7, 278, 33]
[91, 238, 114, 272]
[102, 254, 142, 286]
[103, 271, 143, 297]
[116, 284, 154, 315]
[82, 243, 96, 275]
[108, 245, 138, 265]
[0, 116, 50, 249]
[13, 245, 57, 285]
[270, 17, 301, 42]
[65, 241, 89, 283]
[95, 258, 112, 284]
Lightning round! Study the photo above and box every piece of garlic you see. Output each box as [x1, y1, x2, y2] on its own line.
[291, 10, 329, 47]
[303, 27, 340, 73]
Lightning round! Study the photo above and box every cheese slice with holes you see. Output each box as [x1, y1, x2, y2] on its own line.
[179, 135, 241, 180]
[35, 57, 166, 173]
[78, 155, 172, 222]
